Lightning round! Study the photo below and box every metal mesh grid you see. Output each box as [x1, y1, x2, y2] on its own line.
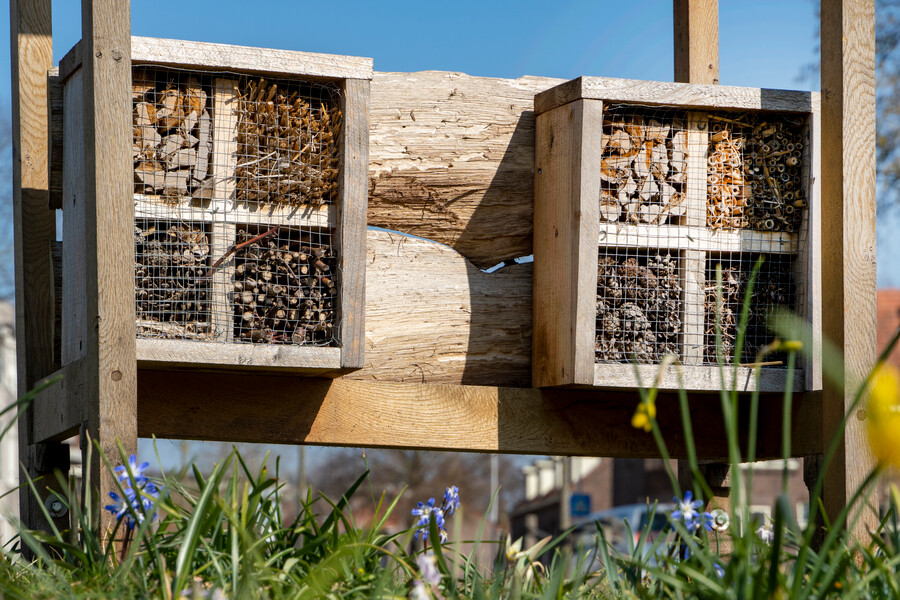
[600, 105, 691, 225]
[132, 65, 341, 347]
[703, 254, 796, 365]
[134, 219, 212, 340]
[235, 77, 342, 206]
[232, 226, 336, 345]
[595, 248, 683, 363]
[594, 104, 809, 369]
[706, 112, 808, 232]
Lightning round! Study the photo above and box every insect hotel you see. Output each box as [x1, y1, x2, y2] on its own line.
[57, 38, 371, 372]
[532, 78, 821, 391]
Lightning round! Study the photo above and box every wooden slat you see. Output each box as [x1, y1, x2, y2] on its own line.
[62, 69, 87, 365]
[137, 339, 341, 371]
[535, 77, 817, 117]
[137, 371, 824, 460]
[80, 0, 138, 535]
[209, 78, 240, 343]
[820, 0, 878, 536]
[133, 196, 336, 229]
[131, 37, 373, 81]
[11, 0, 64, 540]
[532, 100, 601, 387]
[681, 113, 710, 365]
[338, 79, 369, 369]
[598, 224, 798, 254]
[673, 0, 719, 85]
[593, 363, 804, 393]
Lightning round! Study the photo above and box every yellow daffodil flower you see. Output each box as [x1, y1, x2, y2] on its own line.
[631, 401, 656, 432]
[867, 364, 900, 469]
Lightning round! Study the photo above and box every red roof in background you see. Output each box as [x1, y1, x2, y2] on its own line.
[878, 290, 900, 368]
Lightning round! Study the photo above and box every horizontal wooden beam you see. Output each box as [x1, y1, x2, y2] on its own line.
[598, 224, 799, 254]
[137, 370, 822, 460]
[131, 37, 373, 80]
[535, 76, 817, 116]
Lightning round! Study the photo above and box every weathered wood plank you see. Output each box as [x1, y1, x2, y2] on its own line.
[11, 0, 66, 542]
[338, 79, 369, 369]
[368, 71, 565, 269]
[48, 69, 63, 210]
[348, 230, 532, 387]
[535, 77, 817, 117]
[62, 68, 87, 366]
[137, 371, 823, 459]
[820, 0, 877, 536]
[674, 0, 719, 85]
[131, 37, 373, 81]
[137, 340, 341, 371]
[81, 0, 138, 536]
[599, 224, 798, 254]
[593, 363, 804, 393]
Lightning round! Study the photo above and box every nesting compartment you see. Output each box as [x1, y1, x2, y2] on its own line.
[533, 77, 820, 391]
[119, 38, 372, 371]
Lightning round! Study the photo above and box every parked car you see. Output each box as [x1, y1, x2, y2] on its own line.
[571, 502, 674, 561]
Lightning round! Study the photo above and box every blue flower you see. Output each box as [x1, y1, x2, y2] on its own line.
[104, 455, 159, 530]
[670, 491, 713, 532]
[115, 454, 151, 485]
[442, 486, 460, 516]
[713, 563, 725, 579]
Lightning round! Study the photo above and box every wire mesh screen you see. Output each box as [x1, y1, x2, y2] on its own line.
[706, 112, 808, 232]
[599, 105, 692, 225]
[233, 226, 336, 345]
[132, 65, 342, 347]
[594, 103, 810, 370]
[703, 254, 796, 365]
[596, 248, 683, 363]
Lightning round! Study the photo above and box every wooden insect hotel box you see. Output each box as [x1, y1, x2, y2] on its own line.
[55, 38, 372, 372]
[532, 77, 821, 391]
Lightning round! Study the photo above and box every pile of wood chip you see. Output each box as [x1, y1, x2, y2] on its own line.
[595, 251, 682, 363]
[599, 109, 689, 225]
[132, 69, 213, 200]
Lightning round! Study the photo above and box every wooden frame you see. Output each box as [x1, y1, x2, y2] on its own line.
[532, 77, 822, 392]
[56, 37, 372, 372]
[10, 0, 873, 542]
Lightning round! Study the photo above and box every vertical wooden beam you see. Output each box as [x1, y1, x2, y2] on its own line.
[80, 0, 137, 535]
[338, 78, 369, 369]
[11, 0, 70, 538]
[673, 0, 731, 513]
[673, 0, 719, 85]
[820, 0, 878, 537]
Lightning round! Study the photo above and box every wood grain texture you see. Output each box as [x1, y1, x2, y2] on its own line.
[535, 77, 816, 117]
[137, 339, 341, 371]
[593, 363, 803, 392]
[62, 69, 87, 366]
[11, 0, 61, 544]
[131, 37, 373, 81]
[368, 71, 565, 269]
[820, 0, 878, 536]
[81, 0, 138, 536]
[598, 224, 798, 253]
[338, 79, 369, 368]
[137, 370, 823, 459]
[349, 230, 532, 387]
[532, 101, 592, 387]
[673, 0, 719, 85]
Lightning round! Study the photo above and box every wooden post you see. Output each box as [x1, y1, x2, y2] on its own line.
[673, 0, 732, 516]
[820, 0, 878, 539]
[11, 0, 71, 538]
[79, 0, 138, 536]
[673, 0, 719, 85]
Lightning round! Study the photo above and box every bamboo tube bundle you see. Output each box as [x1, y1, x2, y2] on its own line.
[706, 114, 806, 232]
[134, 221, 213, 340]
[703, 254, 795, 364]
[232, 228, 337, 345]
[599, 107, 689, 225]
[132, 68, 213, 201]
[595, 251, 682, 363]
[234, 78, 342, 207]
